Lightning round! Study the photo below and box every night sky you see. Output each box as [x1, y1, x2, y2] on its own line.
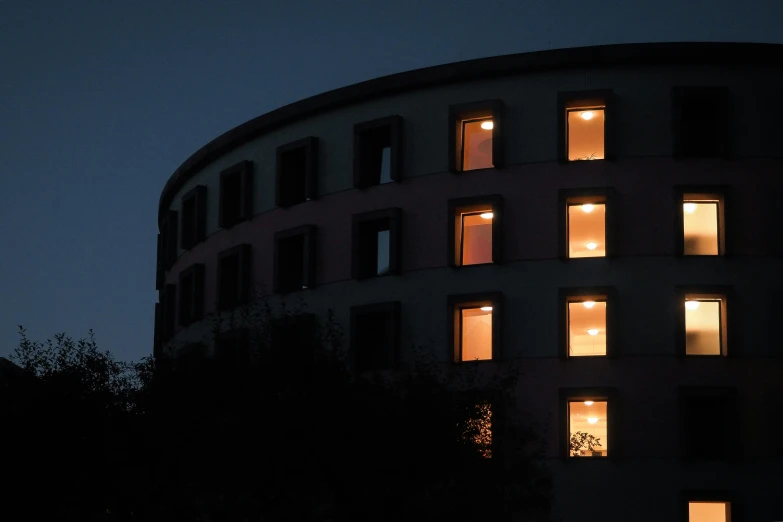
[2, 0, 781, 362]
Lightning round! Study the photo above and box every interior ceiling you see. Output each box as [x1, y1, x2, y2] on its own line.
[569, 302, 607, 355]
[683, 201, 719, 237]
[568, 108, 605, 161]
[569, 204, 605, 256]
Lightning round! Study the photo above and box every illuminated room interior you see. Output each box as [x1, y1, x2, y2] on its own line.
[461, 306, 493, 361]
[462, 118, 493, 170]
[683, 200, 719, 255]
[569, 400, 608, 457]
[568, 300, 607, 356]
[459, 210, 493, 265]
[567, 107, 605, 161]
[685, 298, 723, 355]
[568, 202, 606, 258]
[688, 501, 730, 522]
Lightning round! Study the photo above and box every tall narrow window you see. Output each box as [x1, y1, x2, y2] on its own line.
[449, 100, 504, 172]
[680, 387, 737, 459]
[352, 209, 401, 280]
[684, 296, 726, 355]
[688, 501, 731, 522]
[274, 225, 316, 293]
[560, 189, 613, 259]
[568, 298, 607, 356]
[161, 210, 179, 270]
[559, 90, 614, 162]
[676, 188, 726, 256]
[448, 195, 503, 266]
[350, 302, 401, 372]
[568, 399, 609, 457]
[217, 244, 252, 310]
[180, 185, 207, 250]
[449, 292, 502, 363]
[457, 400, 493, 459]
[276, 137, 318, 207]
[672, 86, 731, 158]
[219, 161, 253, 228]
[178, 263, 205, 327]
[354, 116, 402, 188]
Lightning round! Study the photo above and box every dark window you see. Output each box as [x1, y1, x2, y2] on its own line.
[558, 89, 615, 162]
[161, 210, 178, 270]
[215, 330, 252, 372]
[155, 234, 163, 290]
[672, 86, 731, 158]
[674, 185, 729, 256]
[354, 116, 402, 188]
[180, 185, 207, 250]
[448, 195, 503, 266]
[274, 225, 316, 293]
[162, 284, 177, 341]
[178, 263, 205, 327]
[449, 100, 504, 172]
[558, 187, 615, 260]
[680, 387, 738, 460]
[448, 292, 503, 363]
[352, 208, 401, 280]
[217, 244, 252, 310]
[270, 313, 319, 369]
[276, 137, 318, 207]
[176, 343, 207, 373]
[219, 161, 253, 228]
[350, 302, 401, 373]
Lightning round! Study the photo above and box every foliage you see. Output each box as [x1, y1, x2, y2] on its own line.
[569, 431, 602, 455]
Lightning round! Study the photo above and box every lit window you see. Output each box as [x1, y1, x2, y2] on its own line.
[685, 296, 725, 355]
[449, 196, 502, 267]
[451, 294, 500, 363]
[568, 400, 608, 457]
[568, 202, 606, 258]
[681, 191, 724, 255]
[449, 100, 503, 173]
[568, 299, 607, 356]
[688, 501, 730, 522]
[457, 401, 493, 458]
[461, 118, 494, 171]
[567, 107, 605, 161]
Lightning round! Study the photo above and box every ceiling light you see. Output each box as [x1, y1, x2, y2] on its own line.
[581, 203, 594, 213]
[584, 401, 594, 406]
[587, 328, 599, 336]
[587, 417, 599, 424]
[683, 203, 697, 214]
[480, 306, 493, 312]
[583, 301, 596, 309]
[685, 300, 700, 311]
[481, 121, 494, 130]
[480, 212, 494, 219]
[586, 242, 598, 250]
[581, 111, 594, 121]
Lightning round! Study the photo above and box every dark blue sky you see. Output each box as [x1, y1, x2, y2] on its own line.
[1, 0, 780, 362]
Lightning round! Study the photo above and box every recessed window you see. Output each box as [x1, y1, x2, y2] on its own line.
[672, 86, 730, 158]
[354, 116, 402, 188]
[457, 401, 493, 458]
[178, 264, 205, 327]
[215, 330, 252, 371]
[352, 208, 401, 280]
[217, 244, 252, 311]
[449, 100, 504, 173]
[162, 284, 177, 341]
[449, 195, 503, 266]
[680, 387, 737, 459]
[274, 225, 316, 293]
[276, 137, 318, 207]
[688, 501, 731, 522]
[567, 200, 606, 258]
[677, 188, 726, 256]
[350, 302, 401, 373]
[568, 399, 609, 457]
[180, 185, 207, 250]
[449, 292, 502, 363]
[559, 90, 613, 162]
[568, 298, 607, 356]
[161, 210, 178, 270]
[684, 295, 726, 355]
[219, 161, 253, 229]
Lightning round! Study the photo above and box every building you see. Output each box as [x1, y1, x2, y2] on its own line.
[155, 42, 783, 521]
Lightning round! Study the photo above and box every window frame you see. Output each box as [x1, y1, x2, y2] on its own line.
[447, 291, 503, 364]
[672, 85, 731, 159]
[675, 285, 732, 357]
[353, 115, 403, 188]
[217, 243, 253, 311]
[349, 301, 402, 373]
[219, 160, 254, 229]
[678, 386, 739, 461]
[351, 208, 402, 280]
[447, 194, 504, 267]
[273, 224, 317, 294]
[559, 387, 618, 460]
[681, 491, 736, 522]
[454, 391, 503, 462]
[673, 185, 730, 257]
[557, 89, 615, 163]
[448, 99, 505, 173]
[558, 287, 617, 359]
[276, 136, 318, 207]
[558, 187, 616, 260]
[178, 263, 205, 327]
[180, 185, 207, 250]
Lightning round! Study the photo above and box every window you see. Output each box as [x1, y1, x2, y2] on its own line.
[558, 89, 614, 162]
[560, 288, 614, 357]
[679, 387, 737, 459]
[448, 195, 503, 266]
[352, 208, 401, 280]
[675, 187, 727, 256]
[274, 225, 316, 293]
[180, 185, 207, 250]
[354, 116, 402, 188]
[276, 137, 318, 207]
[219, 160, 253, 228]
[687, 501, 731, 522]
[161, 210, 178, 270]
[178, 263, 205, 327]
[560, 188, 613, 259]
[561, 388, 615, 459]
[456, 400, 494, 459]
[162, 284, 177, 341]
[449, 292, 502, 363]
[176, 343, 207, 373]
[676, 287, 730, 356]
[270, 313, 319, 368]
[217, 244, 252, 311]
[672, 86, 731, 158]
[449, 100, 504, 172]
[350, 302, 401, 373]
[215, 329, 252, 371]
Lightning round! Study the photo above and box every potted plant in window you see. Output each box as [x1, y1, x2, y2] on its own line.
[569, 431, 603, 457]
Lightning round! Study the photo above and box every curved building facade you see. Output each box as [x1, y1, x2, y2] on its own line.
[155, 42, 783, 521]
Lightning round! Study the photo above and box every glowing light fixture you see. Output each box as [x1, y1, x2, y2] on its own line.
[583, 301, 596, 309]
[480, 306, 493, 312]
[587, 328, 599, 336]
[587, 417, 599, 425]
[581, 111, 594, 121]
[683, 202, 697, 214]
[480, 212, 494, 219]
[586, 242, 598, 250]
[480, 120, 494, 130]
[685, 300, 701, 311]
[584, 400, 594, 406]
[581, 203, 594, 213]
